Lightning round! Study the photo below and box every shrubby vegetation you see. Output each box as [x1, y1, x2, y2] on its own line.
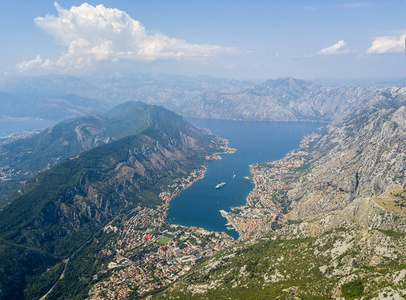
[341, 279, 364, 299]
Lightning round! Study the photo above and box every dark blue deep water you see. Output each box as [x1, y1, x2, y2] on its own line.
[167, 119, 324, 239]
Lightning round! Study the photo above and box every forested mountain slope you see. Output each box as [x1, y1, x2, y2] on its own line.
[0, 102, 224, 300]
[0, 101, 181, 205]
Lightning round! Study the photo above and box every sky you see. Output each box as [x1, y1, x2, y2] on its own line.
[1, 0, 406, 80]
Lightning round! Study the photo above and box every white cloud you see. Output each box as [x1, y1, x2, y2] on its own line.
[17, 2, 236, 73]
[318, 40, 349, 55]
[367, 34, 406, 54]
[16, 55, 54, 72]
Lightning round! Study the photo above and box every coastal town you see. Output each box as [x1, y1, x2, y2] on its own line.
[87, 133, 322, 299]
[88, 206, 234, 299]
[159, 166, 207, 205]
[220, 133, 321, 239]
[88, 140, 237, 299]
[10, 130, 320, 299]
[0, 128, 42, 145]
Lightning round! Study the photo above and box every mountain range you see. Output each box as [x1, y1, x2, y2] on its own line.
[0, 74, 385, 127]
[0, 101, 224, 299]
[0, 74, 405, 299]
[182, 78, 377, 122]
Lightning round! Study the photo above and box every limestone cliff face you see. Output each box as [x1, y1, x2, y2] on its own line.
[157, 88, 406, 300]
[287, 90, 406, 221]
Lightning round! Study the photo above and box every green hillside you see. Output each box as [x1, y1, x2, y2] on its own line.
[0, 102, 220, 300]
[0, 101, 193, 206]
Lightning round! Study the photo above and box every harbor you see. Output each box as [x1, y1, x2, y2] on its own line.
[220, 210, 243, 238]
[166, 118, 323, 239]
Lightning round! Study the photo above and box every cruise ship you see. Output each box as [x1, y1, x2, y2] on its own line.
[215, 182, 226, 189]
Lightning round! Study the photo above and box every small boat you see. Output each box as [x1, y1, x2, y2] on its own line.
[215, 182, 226, 189]
[232, 174, 236, 179]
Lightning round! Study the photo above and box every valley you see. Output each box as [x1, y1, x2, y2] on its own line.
[0, 76, 405, 299]
[2, 1, 406, 299]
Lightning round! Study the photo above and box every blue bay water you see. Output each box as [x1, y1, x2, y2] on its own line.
[0, 120, 58, 137]
[167, 119, 324, 239]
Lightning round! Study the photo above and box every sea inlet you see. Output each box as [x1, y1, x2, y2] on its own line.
[166, 119, 324, 239]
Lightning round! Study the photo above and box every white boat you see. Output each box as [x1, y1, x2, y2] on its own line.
[215, 182, 226, 189]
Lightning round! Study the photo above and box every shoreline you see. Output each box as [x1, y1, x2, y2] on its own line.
[161, 136, 236, 223]
[220, 210, 244, 240]
[159, 165, 207, 207]
[88, 138, 240, 298]
[219, 133, 322, 240]
[160, 138, 236, 206]
[161, 132, 321, 241]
